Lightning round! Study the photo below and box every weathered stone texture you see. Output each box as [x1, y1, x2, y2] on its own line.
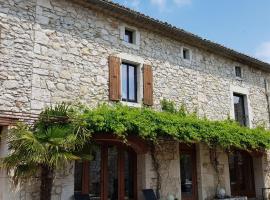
[0, 0, 269, 125]
[154, 141, 181, 199]
[0, 0, 270, 199]
[0, 0, 36, 113]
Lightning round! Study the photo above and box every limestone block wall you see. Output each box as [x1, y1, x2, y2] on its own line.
[154, 141, 181, 199]
[0, 0, 269, 126]
[196, 144, 230, 200]
[0, 0, 270, 199]
[136, 141, 181, 200]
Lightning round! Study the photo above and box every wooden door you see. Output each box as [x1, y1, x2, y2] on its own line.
[180, 144, 197, 200]
[229, 151, 255, 198]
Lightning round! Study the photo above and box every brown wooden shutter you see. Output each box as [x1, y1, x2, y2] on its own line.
[109, 56, 121, 101]
[143, 64, 153, 106]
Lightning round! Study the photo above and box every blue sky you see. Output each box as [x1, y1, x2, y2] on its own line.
[112, 0, 270, 63]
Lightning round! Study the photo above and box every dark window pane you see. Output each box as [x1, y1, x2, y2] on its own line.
[183, 49, 190, 60]
[124, 151, 135, 199]
[235, 67, 242, 78]
[124, 30, 133, 43]
[229, 151, 255, 197]
[121, 63, 137, 103]
[89, 146, 101, 198]
[233, 94, 246, 126]
[128, 66, 136, 101]
[108, 146, 118, 200]
[122, 64, 128, 100]
[180, 154, 193, 196]
[74, 161, 83, 192]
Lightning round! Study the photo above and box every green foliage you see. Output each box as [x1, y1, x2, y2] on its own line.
[161, 99, 177, 113]
[1, 103, 92, 185]
[78, 102, 270, 151]
[2, 100, 270, 186]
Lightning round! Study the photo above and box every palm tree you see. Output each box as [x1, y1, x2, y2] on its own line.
[1, 103, 91, 200]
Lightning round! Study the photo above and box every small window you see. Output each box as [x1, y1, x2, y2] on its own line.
[121, 63, 137, 102]
[183, 48, 191, 60]
[124, 29, 134, 44]
[235, 66, 242, 78]
[233, 93, 247, 126]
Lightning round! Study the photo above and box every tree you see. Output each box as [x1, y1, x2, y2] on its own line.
[1, 103, 91, 200]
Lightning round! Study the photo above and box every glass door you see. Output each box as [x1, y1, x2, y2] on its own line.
[74, 144, 137, 200]
[180, 144, 197, 200]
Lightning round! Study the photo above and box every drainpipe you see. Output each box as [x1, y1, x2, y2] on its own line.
[264, 78, 270, 126]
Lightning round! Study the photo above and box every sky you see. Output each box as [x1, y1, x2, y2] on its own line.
[112, 0, 270, 64]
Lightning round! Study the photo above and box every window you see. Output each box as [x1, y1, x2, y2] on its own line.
[235, 66, 242, 78]
[121, 63, 137, 102]
[183, 48, 191, 60]
[124, 29, 134, 44]
[233, 93, 247, 126]
[120, 25, 140, 48]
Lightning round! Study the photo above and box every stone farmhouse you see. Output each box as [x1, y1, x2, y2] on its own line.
[1, 0, 270, 200]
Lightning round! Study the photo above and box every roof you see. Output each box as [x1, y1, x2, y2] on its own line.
[86, 0, 270, 71]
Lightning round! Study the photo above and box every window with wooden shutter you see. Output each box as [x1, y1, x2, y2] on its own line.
[143, 64, 153, 106]
[109, 56, 121, 101]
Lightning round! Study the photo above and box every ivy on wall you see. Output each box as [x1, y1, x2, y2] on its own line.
[67, 100, 270, 152]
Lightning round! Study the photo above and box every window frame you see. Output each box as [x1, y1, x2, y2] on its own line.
[120, 25, 140, 49]
[233, 93, 247, 126]
[74, 138, 139, 200]
[235, 66, 242, 79]
[124, 29, 134, 44]
[121, 62, 138, 103]
[182, 47, 192, 61]
[230, 86, 251, 127]
[229, 150, 255, 198]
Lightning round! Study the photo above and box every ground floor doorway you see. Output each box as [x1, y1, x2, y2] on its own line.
[74, 144, 137, 200]
[229, 151, 255, 198]
[180, 144, 197, 200]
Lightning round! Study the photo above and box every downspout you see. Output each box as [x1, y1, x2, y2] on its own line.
[264, 78, 270, 125]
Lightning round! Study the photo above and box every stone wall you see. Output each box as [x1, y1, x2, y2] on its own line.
[196, 144, 230, 200]
[0, 0, 269, 123]
[0, 0, 270, 199]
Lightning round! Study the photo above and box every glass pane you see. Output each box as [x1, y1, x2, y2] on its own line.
[124, 151, 135, 200]
[122, 64, 127, 100]
[108, 146, 118, 200]
[234, 94, 246, 126]
[89, 146, 101, 199]
[180, 154, 193, 196]
[128, 66, 136, 101]
[124, 30, 133, 43]
[229, 154, 237, 187]
[74, 161, 83, 192]
[235, 67, 242, 77]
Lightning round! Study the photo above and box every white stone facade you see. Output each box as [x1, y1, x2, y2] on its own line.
[0, 0, 270, 199]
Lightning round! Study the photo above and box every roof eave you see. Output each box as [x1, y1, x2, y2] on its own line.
[85, 0, 270, 72]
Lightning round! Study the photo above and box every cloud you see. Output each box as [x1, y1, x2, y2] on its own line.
[150, 0, 166, 10]
[150, 0, 191, 12]
[255, 42, 270, 63]
[123, 0, 141, 10]
[173, 0, 191, 7]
